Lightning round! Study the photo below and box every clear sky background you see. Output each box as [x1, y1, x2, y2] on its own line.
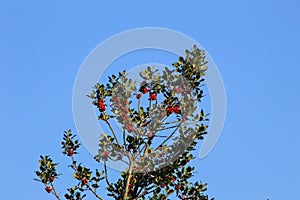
[1, 0, 300, 199]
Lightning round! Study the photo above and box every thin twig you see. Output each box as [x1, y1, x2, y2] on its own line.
[155, 124, 181, 150]
[86, 184, 104, 200]
[43, 182, 61, 200]
[104, 161, 110, 186]
[106, 120, 121, 148]
[50, 182, 61, 200]
[134, 185, 155, 200]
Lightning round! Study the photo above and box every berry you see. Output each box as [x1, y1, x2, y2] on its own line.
[103, 151, 110, 157]
[166, 106, 174, 114]
[98, 99, 106, 112]
[113, 97, 120, 103]
[67, 149, 74, 156]
[126, 123, 134, 132]
[182, 115, 188, 122]
[45, 186, 52, 193]
[176, 184, 181, 190]
[174, 87, 182, 93]
[122, 115, 129, 121]
[149, 93, 157, 101]
[136, 93, 142, 99]
[147, 132, 153, 138]
[139, 86, 148, 94]
[82, 178, 88, 185]
[172, 105, 181, 114]
[50, 176, 55, 182]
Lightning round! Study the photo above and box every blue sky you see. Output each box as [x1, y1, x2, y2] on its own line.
[1, 0, 300, 199]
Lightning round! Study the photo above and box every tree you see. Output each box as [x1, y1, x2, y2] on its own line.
[35, 45, 214, 200]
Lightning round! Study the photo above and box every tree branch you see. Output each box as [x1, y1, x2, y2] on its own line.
[155, 124, 181, 150]
[70, 156, 104, 200]
[106, 120, 122, 148]
[123, 159, 134, 200]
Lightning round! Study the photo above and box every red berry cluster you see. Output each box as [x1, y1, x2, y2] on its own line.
[113, 96, 135, 133]
[113, 97, 129, 115]
[166, 105, 181, 114]
[136, 86, 157, 101]
[125, 123, 134, 133]
[98, 99, 106, 112]
[174, 85, 192, 95]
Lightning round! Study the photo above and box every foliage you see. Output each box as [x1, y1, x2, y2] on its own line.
[35, 45, 214, 200]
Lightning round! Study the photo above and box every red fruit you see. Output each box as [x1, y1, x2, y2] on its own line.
[114, 97, 120, 103]
[100, 106, 106, 112]
[122, 115, 129, 121]
[98, 99, 106, 112]
[67, 149, 74, 156]
[126, 123, 134, 132]
[136, 93, 142, 99]
[45, 186, 52, 193]
[147, 132, 153, 138]
[174, 87, 182, 93]
[172, 105, 181, 114]
[50, 176, 55, 182]
[176, 184, 181, 190]
[182, 115, 188, 122]
[115, 101, 121, 107]
[161, 183, 166, 188]
[103, 151, 110, 157]
[149, 93, 157, 100]
[166, 106, 174, 114]
[99, 104, 106, 112]
[139, 86, 148, 94]
[82, 178, 88, 185]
